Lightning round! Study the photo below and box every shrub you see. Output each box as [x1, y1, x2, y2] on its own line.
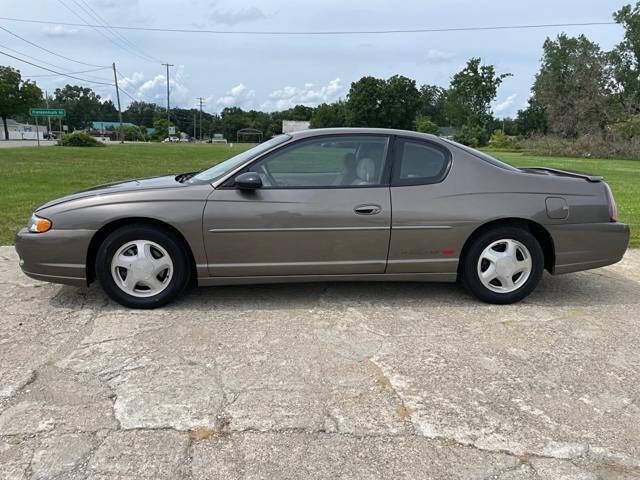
[488, 129, 521, 150]
[453, 124, 488, 147]
[58, 131, 106, 147]
[611, 115, 640, 140]
[414, 115, 440, 134]
[520, 133, 640, 159]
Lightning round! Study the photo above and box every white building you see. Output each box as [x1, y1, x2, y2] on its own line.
[282, 120, 310, 133]
[0, 119, 48, 140]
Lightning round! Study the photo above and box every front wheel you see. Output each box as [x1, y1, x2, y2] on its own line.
[95, 225, 191, 309]
[461, 227, 544, 304]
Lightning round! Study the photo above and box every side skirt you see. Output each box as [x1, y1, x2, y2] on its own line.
[197, 272, 457, 287]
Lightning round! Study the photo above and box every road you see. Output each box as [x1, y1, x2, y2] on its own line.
[1, 246, 639, 479]
[0, 140, 57, 148]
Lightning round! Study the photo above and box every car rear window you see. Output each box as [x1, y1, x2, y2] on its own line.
[442, 139, 521, 172]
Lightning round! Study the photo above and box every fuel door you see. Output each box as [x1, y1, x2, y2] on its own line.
[546, 196, 569, 220]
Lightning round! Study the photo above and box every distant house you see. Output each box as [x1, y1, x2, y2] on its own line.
[282, 120, 310, 133]
[90, 121, 139, 141]
[0, 119, 48, 140]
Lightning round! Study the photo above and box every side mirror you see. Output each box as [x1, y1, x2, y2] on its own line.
[235, 171, 262, 190]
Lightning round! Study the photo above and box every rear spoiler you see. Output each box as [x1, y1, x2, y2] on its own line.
[522, 167, 603, 183]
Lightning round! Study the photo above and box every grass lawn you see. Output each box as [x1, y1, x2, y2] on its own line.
[0, 143, 637, 246]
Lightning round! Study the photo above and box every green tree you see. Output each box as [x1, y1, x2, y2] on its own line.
[413, 115, 439, 134]
[516, 98, 548, 137]
[0, 66, 43, 140]
[610, 2, 640, 116]
[418, 84, 448, 125]
[123, 101, 162, 128]
[445, 58, 511, 138]
[345, 76, 385, 127]
[310, 101, 347, 128]
[53, 85, 103, 131]
[533, 34, 610, 137]
[379, 75, 421, 130]
[150, 118, 177, 141]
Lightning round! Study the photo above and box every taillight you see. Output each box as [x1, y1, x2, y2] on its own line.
[604, 183, 618, 222]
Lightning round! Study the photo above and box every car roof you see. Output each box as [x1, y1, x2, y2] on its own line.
[287, 127, 442, 143]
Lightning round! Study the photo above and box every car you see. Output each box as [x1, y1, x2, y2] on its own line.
[15, 128, 630, 309]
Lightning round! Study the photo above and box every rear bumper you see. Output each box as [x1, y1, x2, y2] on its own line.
[14, 228, 95, 287]
[549, 222, 630, 274]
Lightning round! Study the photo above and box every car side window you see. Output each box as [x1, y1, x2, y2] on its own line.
[242, 135, 390, 188]
[392, 139, 451, 186]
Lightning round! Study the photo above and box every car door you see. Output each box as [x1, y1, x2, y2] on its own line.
[202, 134, 393, 277]
[387, 137, 457, 274]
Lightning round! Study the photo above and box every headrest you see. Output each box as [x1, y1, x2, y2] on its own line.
[356, 157, 376, 183]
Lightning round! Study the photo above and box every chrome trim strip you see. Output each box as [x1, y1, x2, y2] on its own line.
[208, 226, 389, 233]
[208, 260, 386, 268]
[392, 225, 452, 230]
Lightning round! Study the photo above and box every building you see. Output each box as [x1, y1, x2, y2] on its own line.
[0, 119, 48, 140]
[282, 120, 310, 133]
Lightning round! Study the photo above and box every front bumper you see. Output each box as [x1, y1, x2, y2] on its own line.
[15, 228, 96, 287]
[549, 222, 630, 274]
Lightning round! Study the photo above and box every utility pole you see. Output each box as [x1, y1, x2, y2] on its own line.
[193, 111, 196, 139]
[45, 90, 52, 139]
[196, 97, 205, 142]
[162, 63, 174, 136]
[112, 63, 124, 143]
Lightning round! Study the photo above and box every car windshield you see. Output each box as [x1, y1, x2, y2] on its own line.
[188, 135, 291, 183]
[442, 139, 521, 172]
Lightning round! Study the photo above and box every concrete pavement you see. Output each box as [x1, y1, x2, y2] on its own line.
[1, 246, 639, 479]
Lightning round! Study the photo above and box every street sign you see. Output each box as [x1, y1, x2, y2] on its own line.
[168, 126, 176, 135]
[29, 108, 65, 117]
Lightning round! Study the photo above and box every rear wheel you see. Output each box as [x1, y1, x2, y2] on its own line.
[462, 227, 544, 304]
[95, 225, 191, 308]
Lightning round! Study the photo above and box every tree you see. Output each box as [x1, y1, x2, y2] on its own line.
[310, 101, 347, 128]
[610, 2, 640, 116]
[0, 66, 42, 140]
[53, 85, 103, 130]
[123, 101, 162, 128]
[379, 75, 421, 130]
[414, 116, 439, 134]
[345, 76, 384, 127]
[150, 118, 177, 141]
[533, 34, 610, 138]
[516, 98, 548, 137]
[445, 58, 511, 138]
[418, 84, 448, 126]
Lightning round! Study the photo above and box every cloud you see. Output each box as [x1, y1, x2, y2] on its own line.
[42, 25, 79, 37]
[216, 83, 256, 108]
[118, 67, 190, 106]
[421, 49, 455, 64]
[260, 78, 343, 111]
[209, 5, 267, 26]
[494, 93, 518, 114]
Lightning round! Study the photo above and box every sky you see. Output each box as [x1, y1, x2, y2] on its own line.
[0, 0, 631, 118]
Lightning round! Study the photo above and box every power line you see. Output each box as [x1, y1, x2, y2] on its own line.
[75, 0, 162, 63]
[57, 0, 160, 64]
[0, 49, 114, 85]
[0, 25, 106, 67]
[19, 66, 111, 78]
[0, 17, 618, 35]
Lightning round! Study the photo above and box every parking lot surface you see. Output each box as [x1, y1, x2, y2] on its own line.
[1, 245, 639, 479]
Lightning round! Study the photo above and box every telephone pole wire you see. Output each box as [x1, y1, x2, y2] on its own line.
[112, 62, 124, 143]
[162, 63, 174, 135]
[196, 97, 205, 142]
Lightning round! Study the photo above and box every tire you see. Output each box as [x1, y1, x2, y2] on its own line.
[461, 226, 544, 304]
[95, 224, 191, 309]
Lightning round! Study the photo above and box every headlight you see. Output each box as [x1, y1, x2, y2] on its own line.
[27, 213, 52, 233]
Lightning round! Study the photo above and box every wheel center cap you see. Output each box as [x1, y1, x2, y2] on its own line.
[496, 258, 515, 277]
[132, 260, 153, 279]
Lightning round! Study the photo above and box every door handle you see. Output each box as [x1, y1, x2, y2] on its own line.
[354, 204, 382, 215]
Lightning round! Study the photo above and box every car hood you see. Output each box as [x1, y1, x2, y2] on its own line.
[36, 174, 187, 211]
